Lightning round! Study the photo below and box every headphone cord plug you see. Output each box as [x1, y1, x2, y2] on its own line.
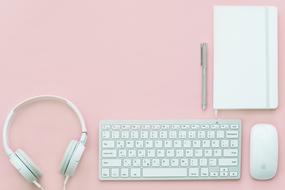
[33, 181, 46, 190]
[63, 175, 70, 190]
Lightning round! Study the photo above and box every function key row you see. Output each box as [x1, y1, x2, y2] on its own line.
[102, 124, 239, 130]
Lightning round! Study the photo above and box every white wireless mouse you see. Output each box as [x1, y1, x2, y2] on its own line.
[250, 124, 278, 180]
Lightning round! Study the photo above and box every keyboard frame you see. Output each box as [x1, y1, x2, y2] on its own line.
[99, 120, 242, 181]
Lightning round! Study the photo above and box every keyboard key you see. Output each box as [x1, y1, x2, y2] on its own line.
[176, 149, 184, 157]
[226, 131, 239, 138]
[111, 131, 119, 138]
[169, 131, 177, 138]
[164, 140, 173, 148]
[174, 140, 182, 147]
[204, 149, 212, 157]
[220, 172, 228, 177]
[207, 131, 215, 138]
[179, 131, 187, 138]
[220, 168, 229, 172]
[121, 125, 130, 129]
[118, 149, 126, 157]
[161, 159, 170, 166]
[128, 150, 136, 157]
[159, 131, 168, 138]
[138, 149, 145, 157]
[186, 149, 193, 157]
[102, 168, 109, 177]
[202, 140, 210, 147]
[210, 172, 218, 177]
[198, 131, 206, 138]
[102, 131, 110, 138]
[112, 125, 120, 129]
[213, 149, 222, 157]
[189, 168, 199, 176]
[131, 168, 141, 177]
[211, 140, 219, 147]
[143, 159, 151, 166]
[221, 140, 229, 147]
[199, 158, 208, 166]
[230, 125, 239, 129]
[155, 140, 163, 148]
[218, 158, 238, 166]
[126, 140, 134, 148]
[145, 140, 153, 148]
[157, 149, 165, 157]
[102, 149, 117, 157]
[102, 159, 121, 167]
[211, 125, 219, 129]
[194, 149, 203, 157]
[230, 172, 238, 177]
[152, 159, 160, 167]
[183, 140, 191, 147]
[147, 150, 155, 157]
[123, 159, 131, 166]
[193, 140, 200, 147]
[133, 159, 141, 166]
[223, 149, 238, 157]
[103, 125, 111, 129]
[150, 131, 158, 138]
[130, 131, 139, 138]
[201, 168, 209, 176]
[209, 158, 217, 166]
[221, 124, 229, 129]
[102, 141, 115, 148]
[201, 125, 209, 129]
[190, 159, 198, 166]
[230, 140, 239, 147]
[171, 159, 179, 166]
[116, 140, 124, 148]
[143, 168, 187, 177]
[216, 131, 225, 138]
[141, 131, 148, 138]
[111, 168, 119, 177]
[188, 131, 196, 138]
[166, 149, 175, 157]
[135, 141, 143, 148]
[121, 168, 129, 177]
[180, 158, 189, 166]
[121, 131, 130, 138]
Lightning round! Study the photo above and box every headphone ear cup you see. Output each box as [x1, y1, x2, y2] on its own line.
[9, 150, 42, 183]
[60, 140, 85, 176]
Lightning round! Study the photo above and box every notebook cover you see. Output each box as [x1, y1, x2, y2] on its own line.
[213, 6, 278, 110]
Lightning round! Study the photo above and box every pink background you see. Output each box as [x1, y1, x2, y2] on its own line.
[0, 0, 284, 189]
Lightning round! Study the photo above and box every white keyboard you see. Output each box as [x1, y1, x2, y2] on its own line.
[99, 120, 242, 180]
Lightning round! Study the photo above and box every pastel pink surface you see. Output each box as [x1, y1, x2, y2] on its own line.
[0, 0, 284, 189]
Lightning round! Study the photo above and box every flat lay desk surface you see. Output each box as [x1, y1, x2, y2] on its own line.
[0, 0, 284, 189]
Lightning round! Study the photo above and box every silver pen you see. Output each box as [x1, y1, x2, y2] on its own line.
[201, 43, 208, 111]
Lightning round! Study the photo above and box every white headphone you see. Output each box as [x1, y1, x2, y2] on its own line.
[2, 95, 87, 190]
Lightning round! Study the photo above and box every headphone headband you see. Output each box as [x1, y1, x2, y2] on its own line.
[3, 95, 87, 156]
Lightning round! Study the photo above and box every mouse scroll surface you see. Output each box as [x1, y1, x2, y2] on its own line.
[250, 124, 278, 180]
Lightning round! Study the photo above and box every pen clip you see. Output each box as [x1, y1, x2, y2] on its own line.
[200, 43, 208, 67]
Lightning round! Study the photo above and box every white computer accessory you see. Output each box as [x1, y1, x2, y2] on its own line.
[2, 95, 87, 190]
[213, 6, 278, 110]
[99, 120, 242, 180]
[250, 124, 278, 180]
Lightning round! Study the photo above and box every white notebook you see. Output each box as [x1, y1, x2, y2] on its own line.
[213, 6, 278, 110]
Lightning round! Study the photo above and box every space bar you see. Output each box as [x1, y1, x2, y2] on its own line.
[143, 168, 187, 177]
